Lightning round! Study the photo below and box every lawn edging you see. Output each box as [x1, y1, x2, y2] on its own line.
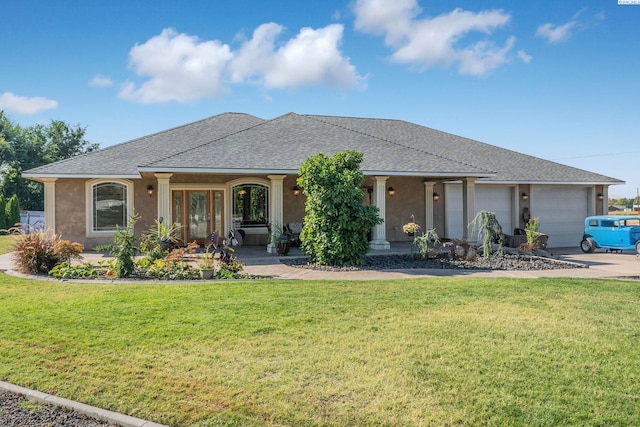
[0, 380, 168, 427]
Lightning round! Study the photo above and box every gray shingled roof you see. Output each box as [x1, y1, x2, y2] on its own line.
[24, 112, 622, 185]
[23, 112, 265, 177]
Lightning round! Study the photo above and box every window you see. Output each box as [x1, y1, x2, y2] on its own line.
[86, 179, 133, 235]
[232, 184, 268, 227]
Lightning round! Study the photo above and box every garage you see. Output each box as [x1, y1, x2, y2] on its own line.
[444, 184, 513, 240]
[530, 186, 589, 248]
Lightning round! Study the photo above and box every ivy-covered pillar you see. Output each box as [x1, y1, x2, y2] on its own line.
[370, 176, 390, 250]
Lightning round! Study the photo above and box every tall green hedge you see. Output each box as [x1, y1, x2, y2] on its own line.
[0, 195, 7, 230]
[5, 195, 21, 229]
[297, 150, 382, 266]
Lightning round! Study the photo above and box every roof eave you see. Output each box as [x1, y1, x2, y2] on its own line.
[23, 173, 142, 180]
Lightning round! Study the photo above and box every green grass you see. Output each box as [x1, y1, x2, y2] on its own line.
[1, 275, 640, 426]
[0, 234, 17, 255]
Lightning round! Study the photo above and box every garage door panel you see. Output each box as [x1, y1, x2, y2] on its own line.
[445, 185, 512, 239]
[532, 186, 588, 248]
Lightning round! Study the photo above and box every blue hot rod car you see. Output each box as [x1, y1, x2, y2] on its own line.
[580, 215, 640, 254]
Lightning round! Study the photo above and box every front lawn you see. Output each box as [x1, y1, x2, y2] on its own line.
[1, 275, 639, 426]
[0, 234, 17, 255]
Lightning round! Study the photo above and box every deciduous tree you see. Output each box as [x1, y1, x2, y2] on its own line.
[0, 112, 98, 210]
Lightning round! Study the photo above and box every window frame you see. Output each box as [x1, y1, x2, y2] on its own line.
[231, 183, 269, 228]
[85, 179, 134, 237]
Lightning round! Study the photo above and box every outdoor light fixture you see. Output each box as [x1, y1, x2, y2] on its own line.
[147, 185, 154, 197]
[387, 187, 396, 196]
[433, 192, 440, 201]
[292, 185, 301, 196]
[238, 188, 247, 196]
[597, 193, 604, 201]
[521, 192, 529, 201]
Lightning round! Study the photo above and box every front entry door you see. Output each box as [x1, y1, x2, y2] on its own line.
[172, 189, 224, 245]
[186, 191, 209, 244]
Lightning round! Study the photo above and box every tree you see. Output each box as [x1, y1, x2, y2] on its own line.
[297, 150, 382, 266]
[0, 195, 6, 230]
[5, 194, 21, 229]
[0, 112, 99, 210]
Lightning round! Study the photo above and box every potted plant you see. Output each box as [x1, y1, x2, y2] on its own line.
[270, 223, 291, 256]
[198, 246, 216, 279]
[402, 215, 421, 237]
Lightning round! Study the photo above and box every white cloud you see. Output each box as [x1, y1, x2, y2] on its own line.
[353, 0, 514, 76]
[0, 92, 58, 115]
[119, 28, 233, 103]
[88, 75, 114, 87]
[517, 49, 532, 63]
[230, 23, 363, 90]
[535, 21, 577, 44]
[120, 24, 363, 104]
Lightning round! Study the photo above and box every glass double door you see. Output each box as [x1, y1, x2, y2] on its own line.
[172, 189, 224, 245]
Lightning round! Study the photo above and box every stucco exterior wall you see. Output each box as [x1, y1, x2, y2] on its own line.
[55, 177, 158, 249]
[379, 177, 447, 242]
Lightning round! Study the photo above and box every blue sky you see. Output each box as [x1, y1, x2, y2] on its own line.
[2, 0, 639, 198]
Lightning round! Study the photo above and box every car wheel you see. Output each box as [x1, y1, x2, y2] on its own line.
[636, 241, 640, 255]
[580, 238, 595, 253]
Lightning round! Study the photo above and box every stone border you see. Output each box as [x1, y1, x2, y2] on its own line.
[0, 381, 168, 427]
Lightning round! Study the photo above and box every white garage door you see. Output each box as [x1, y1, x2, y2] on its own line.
[531, 186, 588, 248]
[445, 184, 513, 240]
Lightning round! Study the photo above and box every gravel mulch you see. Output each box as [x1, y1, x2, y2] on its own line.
[0, 390, 110, 427]
[281, 252, 587, 271]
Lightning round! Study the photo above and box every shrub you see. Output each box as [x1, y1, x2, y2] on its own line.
[49, 262, 99, 279]
[297, 150, 382, 266]
[0, 195, 7, 230]
[470, 210, 504, 257]
[96, 213, 140, 278]
[11, 229, 83, 274]
[139, 218, 182, 261]
[412, 228, 441, 259]
[5, 195, 21, 229]
[145, 259, 200, 280]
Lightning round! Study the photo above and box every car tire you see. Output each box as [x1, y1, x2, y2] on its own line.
[580, 238, 595, 253]
[636, 241, 640, 255]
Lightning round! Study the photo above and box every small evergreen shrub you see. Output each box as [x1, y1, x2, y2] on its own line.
[5, 195, 21, 229]
[0, 195, 7, 231]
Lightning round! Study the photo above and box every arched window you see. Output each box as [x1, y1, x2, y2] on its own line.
[232, 184, 269, 228]
[86, 179, 133, 235]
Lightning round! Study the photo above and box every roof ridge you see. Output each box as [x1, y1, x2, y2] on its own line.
[305, 115, 495, 174]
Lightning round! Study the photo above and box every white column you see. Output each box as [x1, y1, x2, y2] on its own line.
[423, 181, 436, 230]
[267, 175, 286, 253]
[601, 186, 609, 215]
[370, 176, 390, 250]
[462, 178, 476, 241]
[42, 178, 57, 232]
[154, 173, 173, 222]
